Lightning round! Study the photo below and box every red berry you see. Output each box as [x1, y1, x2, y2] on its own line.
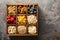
[7, 19, 11, 23]
[10, 17, 14, 22]
[13, 16, 16, 19]
[13, 20, 16, 24]
[7, 15, 10, 19]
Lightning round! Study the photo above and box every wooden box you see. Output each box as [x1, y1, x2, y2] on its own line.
[6, 4, 38, 36]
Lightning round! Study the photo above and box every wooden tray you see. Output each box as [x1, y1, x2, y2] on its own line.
[6, 4, 38, 36]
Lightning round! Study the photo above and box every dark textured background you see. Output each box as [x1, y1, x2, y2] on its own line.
[0, 0, 60, 40]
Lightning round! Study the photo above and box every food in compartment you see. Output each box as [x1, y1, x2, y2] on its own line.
[28, 26, 37, 34]
[7, 15, 16, 24]
[17, 15, 26, 25]
[8, 26, 16, 34]
[27, 15, 37, 24]
[17, 5, 27, 14]
[7, 4, 38, 36]
[28, 5, 37, 14]
[18, 26, 26, 34]
[8, 5, 16, 15]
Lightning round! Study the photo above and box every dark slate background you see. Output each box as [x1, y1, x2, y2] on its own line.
[0, 0, 60, 40]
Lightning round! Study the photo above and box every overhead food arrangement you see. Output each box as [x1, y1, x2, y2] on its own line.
[6, 4, 38, 36]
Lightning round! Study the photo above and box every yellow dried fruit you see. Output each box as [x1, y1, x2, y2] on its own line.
[17, 15, 26, 25]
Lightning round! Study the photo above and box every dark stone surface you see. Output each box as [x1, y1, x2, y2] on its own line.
[0, 0, 60, 40]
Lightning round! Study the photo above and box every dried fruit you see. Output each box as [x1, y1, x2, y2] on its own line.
[7, 15, 10, 19]
[27, 15, 37, 24]
[13, 20, 16, 24]
[28, 26, 37, 34]
[8, 26, 16, 34]
[28, 5, 37, 14]
[7, 19, 11, 23]
[17, 15, 26, 25]
[10, 17, 14, 22]
[18, 26, 26, 34]
[8, 5, 16, 15]
[17, 5, 27, 14]
[7, 15, 16, 24]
